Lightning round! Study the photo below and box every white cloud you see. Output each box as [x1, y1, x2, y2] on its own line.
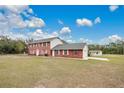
[94, 17, 101, 24]
[65, 38, 93, 44]
[60, 27, 71, 34]
[35, 29, 43, 34]
[51, 31, 59, 37]
[29, 29, 46, 39]
[108, 35, 122, 42]
[9, 32, 28, 40]
[101, 35, 123, 44]
[27, 8, 33, 14]
[0, 5, 29, 14]
[76, 18, 93, 27]
[0, 5, 45, 40]
[59, 27, 72, 41]
[66, 39, 76, 43]
[79, 38, 93, 44]
[31, 29, 44, 38]
[109, 5, 119, 12]
[0, 12, 24, 29]
[58, 19, 63, 25]
[7, 13, 27, 28]
[25, 17, 45, 28]
[28, 29, 59, 40]
[0, 13, 6, 21]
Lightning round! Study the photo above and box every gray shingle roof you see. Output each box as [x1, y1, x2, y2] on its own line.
[28, 37, 67, 44]
[52, 43, 87, 50]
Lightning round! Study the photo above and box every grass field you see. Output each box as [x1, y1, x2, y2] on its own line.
[0, 55, 124, 88]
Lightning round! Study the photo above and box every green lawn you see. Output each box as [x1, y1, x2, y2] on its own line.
[0, 55, 124, 88]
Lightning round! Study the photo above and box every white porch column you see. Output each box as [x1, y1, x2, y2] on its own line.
[52, 50, 55, 56]
[36, 49, 39, 56]
[83, 45, 88, 60]
[67, 50, 69, 55]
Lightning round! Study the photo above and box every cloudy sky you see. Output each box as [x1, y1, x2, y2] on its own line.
[0, 5, 123, 44]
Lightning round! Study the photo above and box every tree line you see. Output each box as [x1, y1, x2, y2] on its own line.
[88, 40, 124, 55]
[0, 36, 124, 55]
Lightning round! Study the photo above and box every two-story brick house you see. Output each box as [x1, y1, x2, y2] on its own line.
[28, 37, 88, 60]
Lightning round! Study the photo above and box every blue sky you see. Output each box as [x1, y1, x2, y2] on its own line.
[0, 5, 124, 44]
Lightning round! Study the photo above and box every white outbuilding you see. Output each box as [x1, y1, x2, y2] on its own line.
[89, 50, 102, 56]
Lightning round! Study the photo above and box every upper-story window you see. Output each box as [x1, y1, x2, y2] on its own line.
[31, 42, 49, 47]
[33, 44, 35, 47]
[46, 42, 47, 47]
[43, 42, 46, 47]
[47, 42, 50, 46]
[40, 43, 42, 47]
[36, 44, 38, 47]
[38, 43, 40, 47]
[30, 44, 32, 47]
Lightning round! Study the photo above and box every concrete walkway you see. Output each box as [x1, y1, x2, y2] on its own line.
[88, 57, 109, 61]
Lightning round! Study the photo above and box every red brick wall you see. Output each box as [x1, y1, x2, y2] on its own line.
[53, 49, 83, 58]
[28, 42, 83, 58]
[28, 42, 51, 56]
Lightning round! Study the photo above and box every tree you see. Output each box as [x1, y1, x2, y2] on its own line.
[0, 36, 26, 54]
[15, 40, 26, 53]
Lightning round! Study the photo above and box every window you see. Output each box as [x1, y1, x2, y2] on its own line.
[36, 44, 37, 47]
[45, 50, 48, 54]
[45, 43, 47, 47]
[40, 43, 43, 47]
[30, 50, 32, 54]
[73, 50, 78, 55]
[47, 42, 50, 46]
[33, 50, 35, 54]
[64, 50, 67, 55]
[38, 43, 40, 47]
[96, 52, 99, 54]
[30, 44, 32, 47]
[55, 50, 58, 55]
[43, 42, 46, 47]
[33, 44, 35, 47]
[33, 44, 36, 47]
